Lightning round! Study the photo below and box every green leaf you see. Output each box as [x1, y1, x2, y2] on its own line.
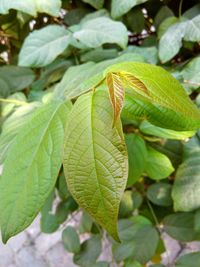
[124, 260, 143, 267]
[157, 16, 179, 39]
[158, 15, 200, 62]
[113, 216, 159, 263]
[145, 146, 174, 180]
[62, 226, 80, 253]
[147, 183, 173, 207]
[55, 53, 144, 100]
[73, 17, 128, 49]
[175, 252, 200, 267]
[0, 0, 61, 16]
[158, 20, 185, 63]
[80, 48, 118, 63]
[79, 212, 93, 234]
[172, 148, 200, 212]
[0, 66, 35, 97]
[111, 0, 148, 19]
[19, 25, 71, 67]
[104, 62, 200, 131]
[163, 213, 200, 242]
[139, 121, 195, 140]
[0, 102, 41, 164]
[184, 15, 200, 42]
[183, 4, 200, 19]
[181, 56, 200, 87]
[63, 90, 128, 241]
[125, 7, 145, 33]
[125, 133, 147, 186]
[119, 191, 134, 218]
[154, 6, 174, 28]
[73, 235, 102, 266]
[106, 72, 125, 125]
[123, 46, 158, 64]
[0, 100, 72, 243]
[82, 0, 104, 9]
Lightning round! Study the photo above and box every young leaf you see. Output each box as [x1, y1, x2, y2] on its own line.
[104, 62, 200, 131]
[106, 72, 125, 125]
[19, 25, 71, 67]
[0, 100, 72, 243]
[63, 90, 128, 241]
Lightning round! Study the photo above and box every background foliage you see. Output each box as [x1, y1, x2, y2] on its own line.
[0, 0, 200, 266]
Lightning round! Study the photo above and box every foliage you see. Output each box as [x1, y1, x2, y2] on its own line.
[0, 0, 200, 266]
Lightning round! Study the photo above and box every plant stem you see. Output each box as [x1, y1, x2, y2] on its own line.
[146, 198, 159, 227]
[179, 0, 183, 18]
[0, 98, 28, 106]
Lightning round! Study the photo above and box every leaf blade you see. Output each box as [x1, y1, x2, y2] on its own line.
[63, 90, 128, 241]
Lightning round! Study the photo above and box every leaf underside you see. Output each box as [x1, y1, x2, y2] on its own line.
[63, 90, 128, 241]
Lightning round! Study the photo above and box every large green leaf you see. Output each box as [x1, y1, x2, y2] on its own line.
[54, 53, 144, 100]
[172, 148, 200, 212]
[63, 90, 128, 241]
[0, 66, 35, 97]
[0, 0, 61, 16]
[104, 62, 200, 131]
[19, 25, 71, 67]
[82, 0, 104, 9]
[73, 17, 128, 49]
[0, 100, 72, 243]
[111, 0, 148, 19]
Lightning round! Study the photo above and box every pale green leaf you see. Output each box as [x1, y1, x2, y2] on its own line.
[172, 148, 200, 212]
[19, 25, 71, 67]
[145, 146, 174, 180]
[184, 15, 200, 42]
[0, 0, 61, 16]
[158, 20, 185, 63]
[73, 17, 128, 49]
[154, 6, 174, 28]
[0, 100, 72, 243]
[111, 0, 148, 19]
[104, 62, 200, 131]
[157, 16, 179, 39]
[181, 56, 200, 87]
[140, 121, 195, 140]
[82, 0, 104, 9]
[63, 90, 128, 241]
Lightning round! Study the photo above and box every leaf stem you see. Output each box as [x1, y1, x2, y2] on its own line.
[179, 0, 183, 18]
[146, 198, 159, 227]
[0, 98, 28, 106]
